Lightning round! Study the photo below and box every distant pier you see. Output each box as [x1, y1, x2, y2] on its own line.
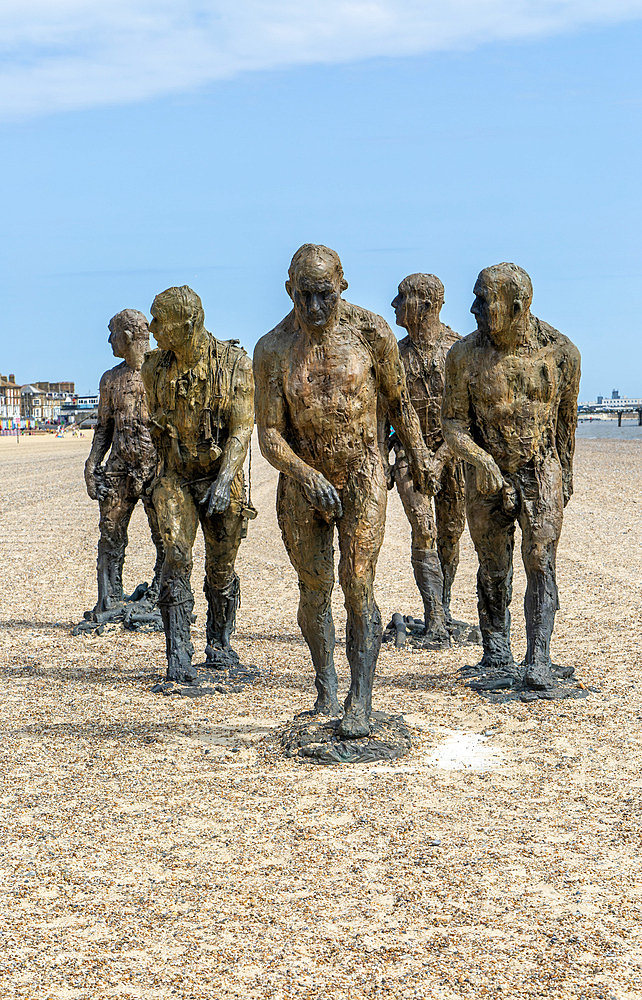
[579, 393, 642, 427]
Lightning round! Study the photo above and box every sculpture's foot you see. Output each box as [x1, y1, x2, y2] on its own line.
[281, 711, 411, 765]
[204, 643, 240, 671]
[523, 659, 555, 691]
[337, 704, 371, 739]
[296, 690, 342, 718]
[166, 657, 198, 684]
[419, 624, 451, 650]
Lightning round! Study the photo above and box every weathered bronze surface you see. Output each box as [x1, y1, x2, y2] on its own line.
[84, 309, 164, 619]
[254, 245, 433, 742]
[141, 286, 254, 684]
[442, 263, 581, 693]
[381, 273, 466, 645]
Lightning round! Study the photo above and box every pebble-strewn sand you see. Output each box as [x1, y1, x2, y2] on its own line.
[1, 432, 641, 1000]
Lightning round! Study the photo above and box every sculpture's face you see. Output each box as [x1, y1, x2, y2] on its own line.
[108, 325, 130, 359]
[149, 306, 187, 351]
[290, 264, 342, 332]
[391, 281, 443, 330]
[391, 285, 416, 329]
[471, 275, 515, 339]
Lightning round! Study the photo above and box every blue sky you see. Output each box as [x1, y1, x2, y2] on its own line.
[1, 2, 641, 398]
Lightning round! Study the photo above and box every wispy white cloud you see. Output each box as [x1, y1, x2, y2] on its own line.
[2, 0, 642, 118]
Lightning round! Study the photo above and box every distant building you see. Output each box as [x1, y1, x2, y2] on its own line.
[579, 395, 642, 412]
[21, 384, 73, 424]
[33, 381, 75, 395]
[0, 373, 21, 429]
[59, 393, 99, 425]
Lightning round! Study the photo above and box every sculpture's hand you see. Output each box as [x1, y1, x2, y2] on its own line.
[475, 453, 504, 495]
[302, 470, 343, 520]
[84, 463, 98, 501]
[202, 477, 232, 516]
[409, 450, 439, 497]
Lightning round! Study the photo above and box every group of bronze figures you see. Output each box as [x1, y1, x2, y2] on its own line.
[84, 246, 581, 738]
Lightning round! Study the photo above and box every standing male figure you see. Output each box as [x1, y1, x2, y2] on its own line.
[442, 263, 580, 690]
[141, 286, 254, 683]
[254, 244, 433, 737]
[383, 273, 465, 642]
[84, 309, 164, 616]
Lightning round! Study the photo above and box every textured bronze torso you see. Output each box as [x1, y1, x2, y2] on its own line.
[456, 318, 573, 474]
[100, 361, 157, 480]
[144, 335, 246, 478]
[273, 302, 384, 489]
[398, 326, 460, 453]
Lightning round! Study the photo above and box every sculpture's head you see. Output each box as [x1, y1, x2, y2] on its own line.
[471, 263, 532, 344]
[286, 244, 348, 333]
[149, 286, 204, 351]
[391, 273, 444, 332]
[107, 309, 150, 360]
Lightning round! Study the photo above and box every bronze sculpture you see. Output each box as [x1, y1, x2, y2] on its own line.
[254, 245, 433, 738]
[442, 263, 581, 692]
[84, 309, 164, 617]
[382, 273, 465, 644]
[141, 286, 254, 683]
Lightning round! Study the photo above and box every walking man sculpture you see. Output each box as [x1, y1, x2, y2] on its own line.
[442, 263, 580, 690]
[141, 286, 254, 683]
[383, 273, 465, 643]
[254, 245, 433, 737]
[84, 309, 164, 616]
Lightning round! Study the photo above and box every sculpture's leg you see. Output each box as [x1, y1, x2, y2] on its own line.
[434, 462, 466, 624]
[276, 474, 341, 717]
[198, 473, 246, 669]
[337, 469, 386, 738]
[142, 490, 165, 604]
[519, 461, 564, 690]
[153, 476, 198, 683]
[393, 453, 448, 641]
[203, 574, 241, 668]
[95, 486, 136, 614]
[466, 480, 516, 671]
[411, 548, 447, 639]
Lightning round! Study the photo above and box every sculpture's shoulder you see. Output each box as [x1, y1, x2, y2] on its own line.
[140, 348, 171, 392]
[445, 330, 481, 371]
[534, 317, 580, 368]
[208, 333, 253, 382]
[254, 312, 296, 372]
[441, 324, 461, 351]
[339, 299, 394, 360]
[99, 361, 128, 392]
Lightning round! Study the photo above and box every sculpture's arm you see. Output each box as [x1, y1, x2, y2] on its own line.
[253, 341, 343, 519]
[203, 354, 255, 515]
[376, 395, 394, 489]
[376, 323, 436, 495]
[441, 346, 504, 495]
[84, 375, 114, 500]
[556, 345, 581, 506]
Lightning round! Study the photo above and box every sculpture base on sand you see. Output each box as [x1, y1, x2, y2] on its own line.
[281, 711, 412, 765]
[151, 661, 262, 698]
[382, 614, 481, 651]
[73, 583, 164, 636]
[461, 661, 590, 703]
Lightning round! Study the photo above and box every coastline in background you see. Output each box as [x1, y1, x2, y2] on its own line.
[577, 418, 642, 440]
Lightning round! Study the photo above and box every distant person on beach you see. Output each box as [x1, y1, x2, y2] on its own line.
[84, 309, 164, 616]
[442, 263, 580, 691]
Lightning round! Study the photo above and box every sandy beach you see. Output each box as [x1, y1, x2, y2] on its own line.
[1, 431, 641, 1000]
